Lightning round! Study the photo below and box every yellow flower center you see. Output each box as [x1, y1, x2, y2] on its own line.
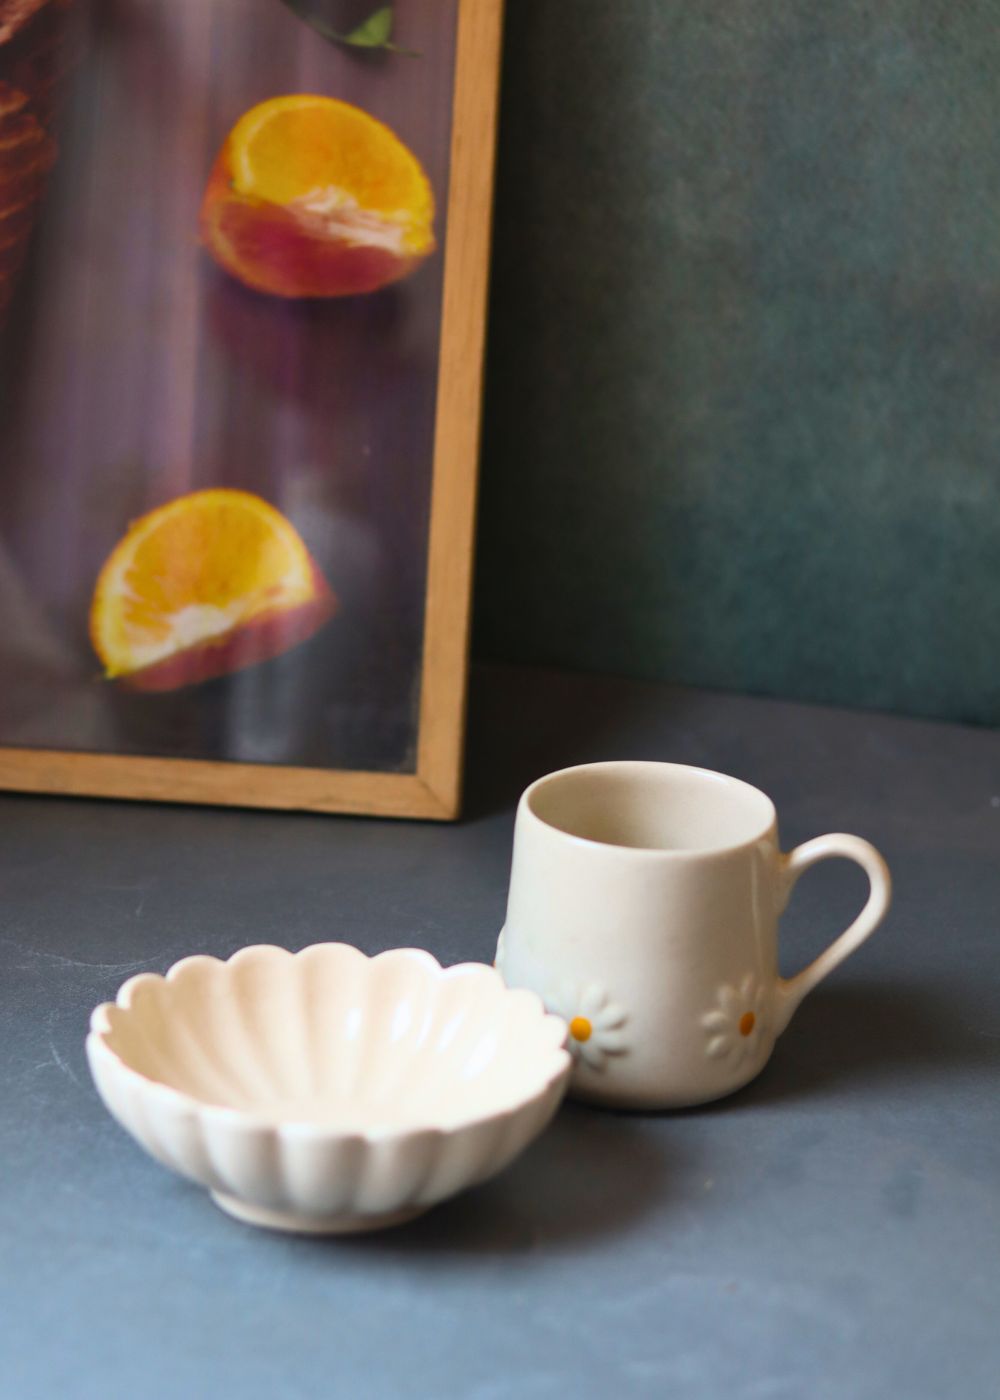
[739, 1011, 756, 1037]
[569, 1015, 593, 1043]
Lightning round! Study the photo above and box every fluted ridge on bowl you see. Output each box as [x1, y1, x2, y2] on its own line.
[87, 943, 571, 1224]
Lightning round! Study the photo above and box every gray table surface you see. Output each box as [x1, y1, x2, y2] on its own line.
[2, 664, 998, 1399]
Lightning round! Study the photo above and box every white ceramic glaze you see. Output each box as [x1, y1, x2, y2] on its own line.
[495, 761, 892, 1109]
[87, 944, 571, 1233]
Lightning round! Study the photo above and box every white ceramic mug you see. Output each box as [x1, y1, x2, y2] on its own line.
[495, 761, 892, 1108]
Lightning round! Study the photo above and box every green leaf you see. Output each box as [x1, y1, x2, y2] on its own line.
[279, 2, 419, 56]
[344, 6, 393, 46]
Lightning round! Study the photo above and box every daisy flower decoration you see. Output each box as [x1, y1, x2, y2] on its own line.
[700, 973, 770, 1067]
[546, 983, 628, 1071]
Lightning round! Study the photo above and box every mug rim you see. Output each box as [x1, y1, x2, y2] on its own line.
[520, 760, 777, 857]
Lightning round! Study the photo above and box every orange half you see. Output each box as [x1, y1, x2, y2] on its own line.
[202, 95, 436, 298]
[90, 489, 336, 691]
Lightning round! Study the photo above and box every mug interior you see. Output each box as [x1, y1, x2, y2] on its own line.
[525, 762, 775, 853]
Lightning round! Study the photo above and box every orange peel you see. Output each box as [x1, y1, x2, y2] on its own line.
[201, 95, 435, 298]
[89, 489, 336, 691]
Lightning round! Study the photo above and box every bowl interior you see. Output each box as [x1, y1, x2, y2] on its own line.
[96, 946, 568, 1132]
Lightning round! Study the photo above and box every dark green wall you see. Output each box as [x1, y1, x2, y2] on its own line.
[474, 1, 1000, 725]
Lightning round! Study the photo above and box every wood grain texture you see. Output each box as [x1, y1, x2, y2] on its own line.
[0, 746, 451, 816]
[416, 0, 505, 818]
[0, 0, 504, 819]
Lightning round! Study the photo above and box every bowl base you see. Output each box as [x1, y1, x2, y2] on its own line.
[211, 1191, 427, 1235]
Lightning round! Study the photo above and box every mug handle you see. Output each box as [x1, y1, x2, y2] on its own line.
[773, 834, 892, 1035]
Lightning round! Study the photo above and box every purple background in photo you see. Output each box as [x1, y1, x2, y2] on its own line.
[0, 0, 458, 771]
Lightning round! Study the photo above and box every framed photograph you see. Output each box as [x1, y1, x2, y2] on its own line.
[0, 0, 503, 818]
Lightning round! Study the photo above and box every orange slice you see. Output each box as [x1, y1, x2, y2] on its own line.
[90, 489, 336, 691]
[231, 95, 433, 240]
[201, 95, 435, 298]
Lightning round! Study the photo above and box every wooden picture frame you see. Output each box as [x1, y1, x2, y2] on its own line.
[0, 0, 504, 818]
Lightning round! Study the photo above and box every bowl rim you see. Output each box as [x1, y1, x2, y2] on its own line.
[87, 942, 572, 1143]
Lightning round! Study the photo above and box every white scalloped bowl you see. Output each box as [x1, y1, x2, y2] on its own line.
[87, 944, 571, 1233]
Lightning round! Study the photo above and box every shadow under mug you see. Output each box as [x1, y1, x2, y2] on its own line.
[495, 761, 892, 1109]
